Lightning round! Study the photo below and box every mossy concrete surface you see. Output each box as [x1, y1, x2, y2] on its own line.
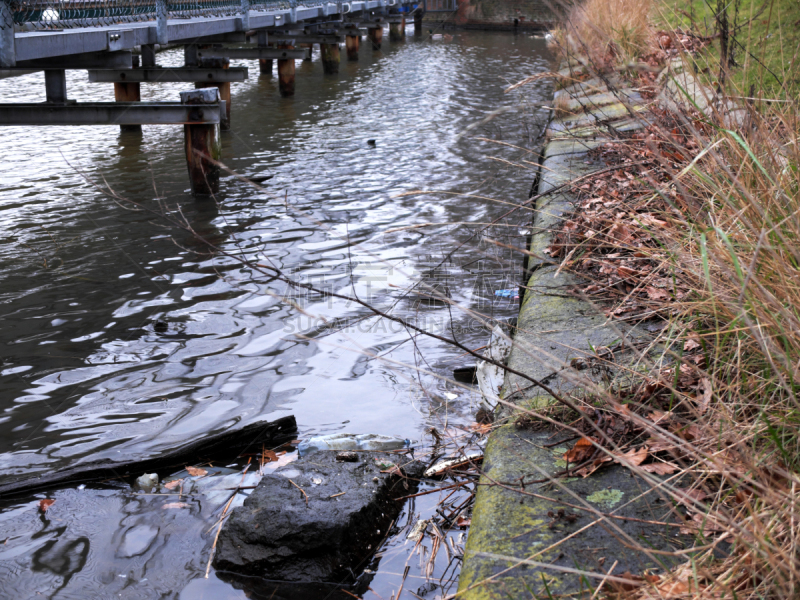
[458, 425, 686, 599]
[457, 64, 685, 598]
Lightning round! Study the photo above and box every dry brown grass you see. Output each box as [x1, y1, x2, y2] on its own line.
[551, 0, 656, 65]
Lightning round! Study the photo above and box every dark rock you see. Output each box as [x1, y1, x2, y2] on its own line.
[214, 451, 423, 583]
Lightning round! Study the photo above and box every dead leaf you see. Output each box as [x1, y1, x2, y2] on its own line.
[640, 462, 679, 475]
[617, 265, 638, 278]
[673, 487, 707, 507]
[684, 334, 701, 351]
[162, 502, 190, 509]
[186, 466, 207, 477]
[380, 465, 403, 476]
[455, 516, 471, 528]
[38, 499, 55, 513]
[164, 479, 182, 490]
[609, 221, 635, 244]
[262, 450, 279, 462]
[615, 446, 648, 467]
[469, 422, 493, 435]
[679, 512, 726, 535]
[563, 437, 596, 464]
[645, 286, 670, 300]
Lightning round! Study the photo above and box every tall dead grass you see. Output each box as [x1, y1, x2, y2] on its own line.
[542, 0, 800, 596]
[551, 0, 655, 64]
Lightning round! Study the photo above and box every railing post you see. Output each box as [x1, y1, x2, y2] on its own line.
[288, 0, 297, 24]
[180, 88, 221, 196]
[0, 0, 16, 68]
[156, 0, 168, 45]
[240, 0, 250, 31]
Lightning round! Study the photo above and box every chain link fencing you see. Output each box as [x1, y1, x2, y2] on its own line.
[1, 0, 333, 31]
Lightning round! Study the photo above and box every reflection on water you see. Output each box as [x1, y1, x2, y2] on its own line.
[0, 29, 551, 598]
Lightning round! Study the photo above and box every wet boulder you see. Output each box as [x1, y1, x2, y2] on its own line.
[213, 451, 423, 583]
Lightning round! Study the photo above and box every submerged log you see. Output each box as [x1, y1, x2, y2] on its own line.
[0, 415, 297, 499]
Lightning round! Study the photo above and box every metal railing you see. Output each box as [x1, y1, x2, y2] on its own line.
[0, 0, 333, 31]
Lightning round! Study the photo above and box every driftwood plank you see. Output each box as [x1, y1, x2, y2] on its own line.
[0, 415, 297, 499]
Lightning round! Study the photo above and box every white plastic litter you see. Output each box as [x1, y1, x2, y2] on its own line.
[298, 433, 410, 457]
[135, 473, 159, 491]
[424, 450, 484, 478]
[476, 324, 512, 410]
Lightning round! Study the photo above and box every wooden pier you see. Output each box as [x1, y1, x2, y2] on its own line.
[0, 0, 423, 195]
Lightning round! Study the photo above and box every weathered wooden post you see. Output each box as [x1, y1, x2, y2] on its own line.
[277, 43, 295, 97]
[114, 82, 142, 132]
[367, 26, 383, 50]
[414, 9, 423, 36]
[345, 34, 359, 61]
[400, 15, 406, 39]
[44, 70, 67, 103]
[320, 43, 340, 74]
[114, 55, 142, 132]
[389, 21, 403, 41]
[301, 42, 313, 61]
[195, 57, 231, 131]
[257, 31, 273, 76]
[180, 88, 221, 196]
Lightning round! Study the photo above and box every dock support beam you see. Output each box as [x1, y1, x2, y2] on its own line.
[345, 34, 359, 61]
[389, 20, 404, 41]
[414, 10, 423, 36]
[301, 43, 313, 61]
[320, 43, 340, 74]
[44, 70, 67, 103]
[114, 82, 142, 132]
[277, 43, 295, 97]
[181, 88, 221, 196]
[257, 31, 273, 76]
[368, 27, 383, 50]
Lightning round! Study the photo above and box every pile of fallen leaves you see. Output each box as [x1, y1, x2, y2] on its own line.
[544, 111, 704, 322]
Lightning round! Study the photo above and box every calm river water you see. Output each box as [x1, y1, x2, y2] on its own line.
[0, 28, 551, 599]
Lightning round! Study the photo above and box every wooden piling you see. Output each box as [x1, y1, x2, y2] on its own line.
[258, 31, 273, 75]
[277, 44, 295, 97]
[114, 82, 142, 132]
[414, 11, 423, 36]
[301, 43, 313, 61]
[401, 15, 407, 39]
[195, 57, 230, 130]
[180, 88, 221, 196]
[389, 22, 403, 42]
[320, 43, 340, 74]
[368, 27, 383, 50]
[194, 82, 230, 131]
[345, 34, 360, 61]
